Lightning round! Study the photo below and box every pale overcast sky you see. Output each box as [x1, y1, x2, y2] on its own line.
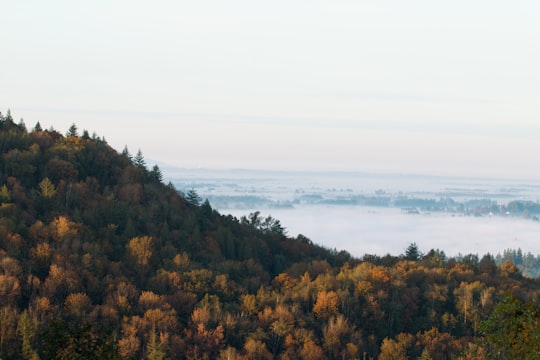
[2, 1, 539, 179]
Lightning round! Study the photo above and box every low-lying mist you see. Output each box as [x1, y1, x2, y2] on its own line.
[221, 205, 540, 258]
[169, 168, 540, 258]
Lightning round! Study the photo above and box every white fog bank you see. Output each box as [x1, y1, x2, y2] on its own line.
[222, 206, 540, 258]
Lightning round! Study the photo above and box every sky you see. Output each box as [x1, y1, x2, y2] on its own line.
[2, 1, 539, 179]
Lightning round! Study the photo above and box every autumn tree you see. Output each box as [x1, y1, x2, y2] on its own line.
[38, 177, 56, 198]
[185, 323, 224, 360]
[322, 315, 353, 359]
[313, 291, 339, 320]
[454, 281, 484, 331]
[127, 236, 154, 278]
[64, 292, 92, 320]
[300, 338, 326, 360]
[243, 338, 273, 360]
[0, 184, 10, 202]
[379, 336, 410, 360]
[0, 273, 21, 307]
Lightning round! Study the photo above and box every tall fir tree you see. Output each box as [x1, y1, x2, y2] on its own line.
[133, 149, 146, 168]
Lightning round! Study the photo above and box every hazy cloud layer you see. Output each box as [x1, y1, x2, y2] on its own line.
[224, 206, 540, 257]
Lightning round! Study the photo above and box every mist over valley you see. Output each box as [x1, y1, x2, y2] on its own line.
[168, 167, 540, 258]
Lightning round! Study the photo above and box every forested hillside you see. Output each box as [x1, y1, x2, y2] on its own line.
[1, 111, 540, 359]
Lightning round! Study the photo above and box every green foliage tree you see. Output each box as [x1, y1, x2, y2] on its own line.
[480, 293, 540, 359]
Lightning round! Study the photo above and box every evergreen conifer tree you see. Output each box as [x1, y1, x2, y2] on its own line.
[18, 118, 26, 131]
[133, 149, 146, 168]
[405, 243, 422, 261]
[66, 123, 78, 137]
[186, 189, 201, 206]
[121, 145, 132, 160]
[150, 165, 163, 182]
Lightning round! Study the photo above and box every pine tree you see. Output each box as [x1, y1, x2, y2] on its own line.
[18, 118, 27, 131]
[133, 149, 146, 168]
[121, 146, 132, 160]
[66, 123, 78, 137]
[405, 243, 422, 261]
[186, 189, 201, 207]
[6, 109, 13, 122]
[150, 165, 163, 182]
[33, 122, 43, 132]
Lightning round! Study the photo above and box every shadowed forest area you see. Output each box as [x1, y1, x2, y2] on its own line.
[1, 111, 540, 359]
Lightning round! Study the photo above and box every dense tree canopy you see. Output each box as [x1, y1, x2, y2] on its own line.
[0, 111, 540, 359]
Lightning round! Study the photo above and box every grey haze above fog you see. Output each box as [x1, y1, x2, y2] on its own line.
[166, 168, 540, 258]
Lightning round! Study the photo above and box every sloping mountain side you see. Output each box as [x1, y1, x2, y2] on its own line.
[0, 111, 540, 359]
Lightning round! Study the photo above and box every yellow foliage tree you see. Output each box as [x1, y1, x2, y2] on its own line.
[64, 292, 92, 318]
[313, 291, 339, 319]
[0, 185, 10, 202]
[38, 177, 56, 198]
[50, 216, 78, 242]
[127, 236, 153, 266]
[300, 338, 326, 360]
[243, 338, 272, 360]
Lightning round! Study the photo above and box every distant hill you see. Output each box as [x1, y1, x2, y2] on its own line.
[1, 111, 540, 359]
